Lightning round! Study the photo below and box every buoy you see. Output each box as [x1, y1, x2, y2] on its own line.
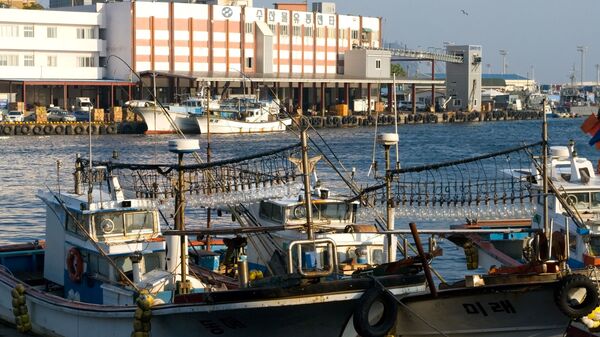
[11, 284, 31, 333]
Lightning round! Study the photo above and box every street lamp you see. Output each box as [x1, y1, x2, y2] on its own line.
[499, 50, 508, 75]
[577, 46, 586, 86]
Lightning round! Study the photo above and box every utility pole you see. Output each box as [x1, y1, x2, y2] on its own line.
[499, 50, 508, 75]
[577, 46, 586, 86]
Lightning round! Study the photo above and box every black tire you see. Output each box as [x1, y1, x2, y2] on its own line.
[21, 125, 31, 135]
[54, 125, 65, 135]
[74, 125, 84, 135]
[65, 125, 74, 135]
[43, 125, 54, 135]
[33, 125, 43, 135]
[2, 125, 12, 135]
[555, 274, 599, 318]
[353, 287, 398, 337]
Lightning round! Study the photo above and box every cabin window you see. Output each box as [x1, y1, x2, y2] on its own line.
[66, 212, 88, 237]
[143, 252, 163, 272]
[567, 192, 590, 209]
[115, 256, 133, 275]
[94, 212, 125, 237]
[589, 236, 600, 256]
[259, 201, 283, 222]
[87, 252, 110, 278]
[125, 212, 154, 233]
[318, 203, 350, 221]
[591, 192, 600, 209]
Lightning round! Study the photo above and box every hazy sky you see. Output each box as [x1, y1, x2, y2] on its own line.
[255, 0, 600, 84]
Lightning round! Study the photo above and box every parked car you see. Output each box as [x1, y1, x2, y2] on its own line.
[72, 110, 91, 122]
[398, 101, 428, 111]
[47, 108, 76, 122]
[6, 110, 24, 122]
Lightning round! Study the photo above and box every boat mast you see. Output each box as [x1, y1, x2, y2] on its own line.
[379, 133, 399, 263]
[206, 81, 212, 251]
[542, 100, 549, 237]
[300, 128, 314, 240]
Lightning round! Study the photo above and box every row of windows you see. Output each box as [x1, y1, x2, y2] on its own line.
[0, 54, 95, 67]
[0, 24, 95, 39]
[266, 23, 374, 40]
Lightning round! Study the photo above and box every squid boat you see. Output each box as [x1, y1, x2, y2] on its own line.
[0, 139, 433, 337]
[195, 98, 291, 134]
[129, 98, 203, 134]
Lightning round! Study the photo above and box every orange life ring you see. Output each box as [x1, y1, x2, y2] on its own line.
[66, 247, 83, 283]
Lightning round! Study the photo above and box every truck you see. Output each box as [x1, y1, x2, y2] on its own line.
[72, 97, 94, 121]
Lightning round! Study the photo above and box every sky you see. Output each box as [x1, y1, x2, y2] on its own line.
[255, 0, 600, 84]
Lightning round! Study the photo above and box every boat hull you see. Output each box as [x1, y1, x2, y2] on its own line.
[196, 116, 291, 134]
[0, 268, 423, 337]
[395, 279, 571, 337]
[134, 106, 199, 134]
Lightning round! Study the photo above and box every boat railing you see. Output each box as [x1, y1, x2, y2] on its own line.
[287, 238, 338, 278]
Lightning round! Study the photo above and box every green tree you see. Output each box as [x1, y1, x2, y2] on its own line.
[23, 2, 44, 9]
[391, 63, 406, 77]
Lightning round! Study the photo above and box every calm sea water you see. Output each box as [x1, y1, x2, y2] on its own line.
[0, 118, 593, 280]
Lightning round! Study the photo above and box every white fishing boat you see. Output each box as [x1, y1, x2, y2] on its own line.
[196, 98, 291, 134]
[0, 139, 436, 337]
[129, 98, 204, 134]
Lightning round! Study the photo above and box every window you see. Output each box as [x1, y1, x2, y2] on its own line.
[375, 59, 381, 69]
[0, 55, 18, 66]
[304, 26, 313, 37]
[453, 99, 462, 107]
[77, 56, 96, 67]
[279, 25, 288, 36]
[292, 25, 301, 37]
[351, 29, 359, 39]
[47, 26, 57, 38]
[338, 29, 347, 39]
[327, 28, 335, 39]
[0, 24, 18, 37]
[245, 57, 252, 68]
[245, 22, 253, 34]
[76, 27, 96, 39]
[24, 55, 34, 67]
[23, 25, 34, 38]
[316, 27, 324, 38]
[47, 55, 57, 67]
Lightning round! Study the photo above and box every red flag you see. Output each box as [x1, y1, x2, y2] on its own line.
[582, 114, 600, 135]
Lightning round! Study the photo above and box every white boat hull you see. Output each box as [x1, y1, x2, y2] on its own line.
[134, 106, 199, 134]
[196, 116, 291, 134]
[0, 270, 423, 337]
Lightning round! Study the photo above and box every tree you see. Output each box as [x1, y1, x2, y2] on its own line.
[391, 63, 406, 77]
[23, 2, 44, 9]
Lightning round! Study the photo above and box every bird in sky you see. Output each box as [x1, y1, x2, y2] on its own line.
[460, 9, 469, 16]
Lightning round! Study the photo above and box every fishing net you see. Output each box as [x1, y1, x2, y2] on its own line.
[355, 142, 544, 221]
[79, 143, 303, 208]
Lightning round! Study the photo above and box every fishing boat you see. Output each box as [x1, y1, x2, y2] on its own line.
[129, 97, 205, 134]
[0, 139, 434, 337]
[195, 98, 291, 134]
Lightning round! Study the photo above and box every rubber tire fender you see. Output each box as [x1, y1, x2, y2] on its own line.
[555, 274, 599, 319]
[20, 124, 31, 135]
[2, 125, 12, 135]
[32, 125, 43, 135]
[353, 287, 398, 337]
[54, 125, 65, 135]
[74, 125, 84, 135]
[43, 125, 54, 135]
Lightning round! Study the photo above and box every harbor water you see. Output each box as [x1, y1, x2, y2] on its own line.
[0, 118, 592, 281]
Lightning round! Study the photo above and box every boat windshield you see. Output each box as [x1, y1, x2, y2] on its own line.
[289, 202, 352, 222]
[94, 211, 155, 238]
[566, 192, 600, 210]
